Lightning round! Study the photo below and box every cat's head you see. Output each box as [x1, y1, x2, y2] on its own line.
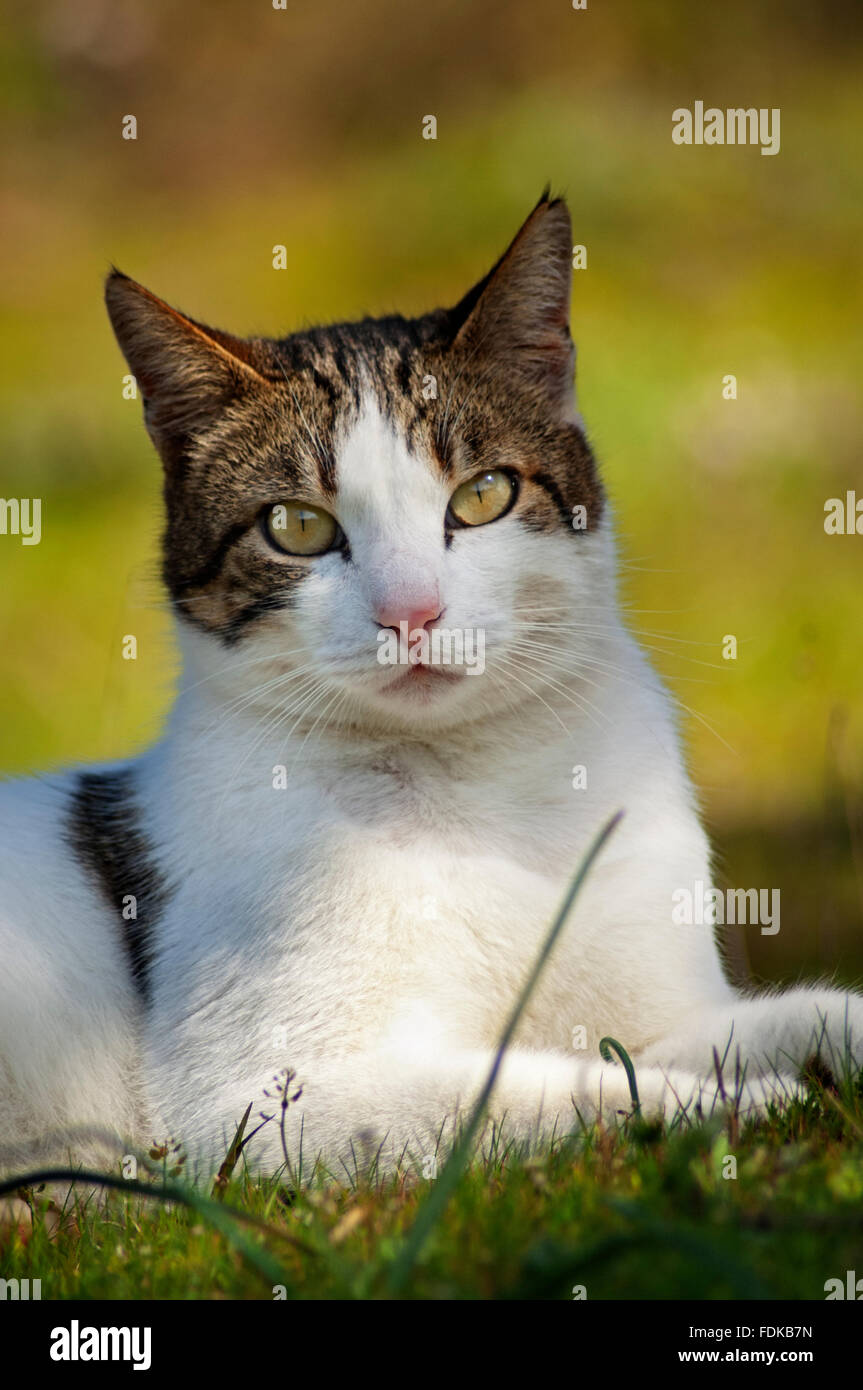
[106, 193, 610, 736]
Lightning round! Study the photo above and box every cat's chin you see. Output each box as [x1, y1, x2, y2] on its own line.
[342, 662, 496, 731]
[380, 665, 465, 701]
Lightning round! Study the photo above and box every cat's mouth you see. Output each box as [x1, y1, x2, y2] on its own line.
[381, 665, 466, 699]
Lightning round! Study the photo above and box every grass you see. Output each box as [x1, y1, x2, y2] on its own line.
[4, 1076, 863, 1300]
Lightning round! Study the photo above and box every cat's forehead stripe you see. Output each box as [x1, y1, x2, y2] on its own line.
[335, 394, 448, 524]
[269, 325, 444, 490]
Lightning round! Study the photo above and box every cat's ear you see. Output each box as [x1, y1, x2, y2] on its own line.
[105, 270, 272, 467]
[448, 192, 575, 414]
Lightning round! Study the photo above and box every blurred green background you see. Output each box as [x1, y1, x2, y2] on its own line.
[1, 0, 861, 986]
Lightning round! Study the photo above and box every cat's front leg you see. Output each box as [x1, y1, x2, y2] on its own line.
[637, 986, 863, 1087]
[230, 1047, 769, 1179]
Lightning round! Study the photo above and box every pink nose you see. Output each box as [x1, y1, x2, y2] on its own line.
[375, 598, 442, 633]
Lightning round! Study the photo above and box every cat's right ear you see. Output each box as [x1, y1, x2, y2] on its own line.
[105, 270, 272, 468]
[445, 193, 576, 417]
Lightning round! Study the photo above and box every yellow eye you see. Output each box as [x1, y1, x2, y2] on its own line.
[448, 470, 517, 528]
[263, 501, 338, 556]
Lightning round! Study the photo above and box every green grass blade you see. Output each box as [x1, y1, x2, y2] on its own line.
[598, 1036, 641, 1113]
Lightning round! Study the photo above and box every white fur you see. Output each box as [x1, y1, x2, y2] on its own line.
[1, 395, 860, 1181]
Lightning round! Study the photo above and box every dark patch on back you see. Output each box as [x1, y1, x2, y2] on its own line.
[66, 768, 171, 1004]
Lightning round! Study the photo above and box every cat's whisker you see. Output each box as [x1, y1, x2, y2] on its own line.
[512, 606, 724, 643]
[515, 617, 728, 654]
[491, 653, 589, 737]
[283, 685, 351, 774]
[511, 611, 698, 638]
[212, 676, 332, 817]
[508, 640, 664, 701]
[193, 664, 321, 740]
[239, 678, 337, 790]
[509, 639, 734, 749]
[503, 661, 659, 732]
[483, 664, 527, 724]
[507, 643, 719, 756]
[618, 562, 679, 574]
[542, 646, 736, 754]
[500, 653, 612, 732]
[525, 641, 718, 704]
[509, 637, 714, 686]
[175, 648, 314, 699]
[219, 678, 324, 773]
[512, 604, 698, 616]
[511, 622, 731, 673]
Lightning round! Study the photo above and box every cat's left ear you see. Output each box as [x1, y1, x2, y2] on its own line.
[105, 270, 272, 469]
[448, 192, 576, 416]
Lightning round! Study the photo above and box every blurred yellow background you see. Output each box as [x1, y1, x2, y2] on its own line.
[1, 0, 861, 983]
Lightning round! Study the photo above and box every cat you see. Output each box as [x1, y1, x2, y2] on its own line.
[1, 192, 860, 1183]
